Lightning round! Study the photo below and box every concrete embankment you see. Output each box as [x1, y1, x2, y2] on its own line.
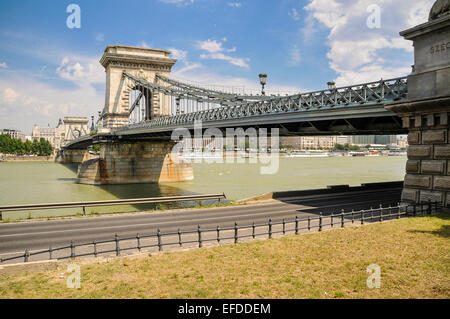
[0, 155, 56, 162]
[238, 181, 404, 202]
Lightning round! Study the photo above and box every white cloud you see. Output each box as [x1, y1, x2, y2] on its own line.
[169, 48, 188, 61]
[2, 88, 19, 104]
[197, 39, 249, 69]
[289, 45, 301, 67]
[169, 47, 203, 75]
[158, 0, 195, 6]
[0, 73, 103, 132]
[140, 41, 151, 48]
[200, 52, 250, 69]
[197, 39, 224, 53]
[95, 33, 104, 42]
[174, 61, 202, 74]
[0, 62, 7, 69]
[56, 55, 104, 86]
[289, 8, 300, 21]
[304, 0, 433, 85]
[227, 2, 242, 8]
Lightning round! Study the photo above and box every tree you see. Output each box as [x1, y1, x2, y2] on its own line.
[333, 143, 360, 151]
[31, 139, 40, 155]
[38, 138, 53, 156]
[23, 140, 32, 154]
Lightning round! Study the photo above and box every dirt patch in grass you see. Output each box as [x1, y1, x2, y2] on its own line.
[0, 214, 449, 299]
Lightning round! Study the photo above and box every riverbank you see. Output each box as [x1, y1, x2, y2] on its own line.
[1, 214, 448, 299]
[0, 155, 55, 162]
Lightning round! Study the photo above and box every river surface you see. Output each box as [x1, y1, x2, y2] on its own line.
[0, 156, 407, 219]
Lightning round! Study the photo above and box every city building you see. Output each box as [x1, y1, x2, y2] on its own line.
[351, 135, 397, 146]
[336, 136, 352, 145]
[280, 136, 338, 150]
[0, 129, 26, 142]
[280, 137, 302, 149]
[396, 135, 408, 148]
[32, 119, 65, 150]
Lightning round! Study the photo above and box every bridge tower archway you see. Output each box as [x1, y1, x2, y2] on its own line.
[99, 45, 177, 129]
[128, 85, 152, 124]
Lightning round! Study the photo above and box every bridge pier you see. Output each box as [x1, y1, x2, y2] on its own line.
[55, 149, 90, 164]
[386, 10, 450, 207]
[389, 99, 450, 207]
[76, 141, 193, 185]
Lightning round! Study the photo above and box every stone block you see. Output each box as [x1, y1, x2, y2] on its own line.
[408, 145, 432, 159]
[414, 115, 422, 128]
[426, 114, 435, 127]
[407, 131, 421, 144]
[441, 112, 448, 125]
[434, 176, 450, 191]
[402, 117, 410, 128]
[434, 145, 450, 159]
[419, 190, 444, 204]
[406, 160, 420, 173]
[421, 160, 446, 174]
[404, 174, 432, 188]
[422, 130, 447, 144]
[401, 188, 418, 203]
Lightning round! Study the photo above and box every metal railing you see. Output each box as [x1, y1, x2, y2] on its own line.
[0, 201, 441, 264]
[0, 193, 226, 220]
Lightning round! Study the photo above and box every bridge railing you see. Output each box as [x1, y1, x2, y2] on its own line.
[0, 193, 226, 221]
[119, 75, 408, 131]
[0, 201, 440, 264]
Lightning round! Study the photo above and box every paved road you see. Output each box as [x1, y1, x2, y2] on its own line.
[0, 186, 402, 257]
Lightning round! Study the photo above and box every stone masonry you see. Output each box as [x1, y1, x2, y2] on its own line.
[77, 141, 194, 185]
[386, 4, 450, 207]
[99, 45, 176, 130]
[401, 110, 450, 205]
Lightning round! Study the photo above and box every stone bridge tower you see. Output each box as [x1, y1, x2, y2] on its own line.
[386, 1, 450, 207]
[74, 46, 193, 185]
[100, 45, 177, 129]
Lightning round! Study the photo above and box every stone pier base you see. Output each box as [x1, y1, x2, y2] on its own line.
[387, 98, 450, 207]
[77, 141, 193, 185]
[55, 149, 90, 164]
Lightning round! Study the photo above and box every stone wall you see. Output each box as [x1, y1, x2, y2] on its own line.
[77, 141, 193, 185]
[0, 155, 55, 162]
[56, 149, 91, 164]
[402, 111, 450, 206]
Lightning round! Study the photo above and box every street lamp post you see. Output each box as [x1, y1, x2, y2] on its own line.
[327, 81, 336, 90]
[91, 116, 95, 131]
[259, 73, 267, 96]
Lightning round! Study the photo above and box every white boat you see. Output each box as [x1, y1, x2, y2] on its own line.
[178, 153, 222, 159]
[286, 151, 331, 158]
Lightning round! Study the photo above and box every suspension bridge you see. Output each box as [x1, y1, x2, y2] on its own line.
[64, 55, 409, 150]
[58, 5, 450, 208]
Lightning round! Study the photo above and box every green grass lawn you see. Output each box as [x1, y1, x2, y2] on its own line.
[1, 214, 449, 299]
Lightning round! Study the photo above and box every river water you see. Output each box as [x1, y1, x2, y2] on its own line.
[0, 156, 407, 219]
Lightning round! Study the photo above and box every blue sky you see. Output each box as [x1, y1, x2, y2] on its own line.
[0, 0, 433, 133]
